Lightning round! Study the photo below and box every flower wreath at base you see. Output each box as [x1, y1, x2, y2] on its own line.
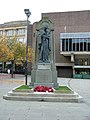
[34, 85, 54, 92]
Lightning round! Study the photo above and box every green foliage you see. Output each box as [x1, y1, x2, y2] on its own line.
[16, 85, 32, 90]
[0, 36, 34, 63]
[7, 37, 26, 62]
[55, 86, 71, 90]
[54, 86, 72, 93]
[0, 37, 13, 62]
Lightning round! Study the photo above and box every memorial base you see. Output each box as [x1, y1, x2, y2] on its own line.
[31, 63, 58, 88]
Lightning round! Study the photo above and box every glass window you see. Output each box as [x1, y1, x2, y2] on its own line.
[62, 39, 65, 51]
[80, 39, 83, 51]
[6, 30, 14, 36]
[82, 39, 87, 51]
[60, 33, 90, 52]
[0, 30, 3, 35]
[75, 59, 79, 65]
[84, 59, 88, 66]
[88, 38, 90, 51]
[17, 28, 25, 35]
[72, 39, 75, 51]
[75, 58, 90, 66]
[88, 59, 90, 66]
[76, 39, 79, 51]
[64, 39, 66, 51]
[66, 39, 68, 51]
[69, 39, 72, 51]
[80, 59, 83, 65]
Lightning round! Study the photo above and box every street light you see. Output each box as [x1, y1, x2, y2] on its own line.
[24, 9, 31, 85]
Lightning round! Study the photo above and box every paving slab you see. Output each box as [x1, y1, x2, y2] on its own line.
[0, 75, 90, 120]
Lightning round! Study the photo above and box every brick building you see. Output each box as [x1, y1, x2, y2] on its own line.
[32, 10, 90, 78]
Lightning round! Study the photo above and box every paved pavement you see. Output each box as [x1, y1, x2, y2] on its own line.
[0, 73, 25, 80]
[0, 74, 90, 120]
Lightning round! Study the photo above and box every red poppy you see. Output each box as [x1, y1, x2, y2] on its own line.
[34, 86, 53, 92]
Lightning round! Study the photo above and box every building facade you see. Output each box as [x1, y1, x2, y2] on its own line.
[39, 10, 90, 78]
[0, 20, 33, 73]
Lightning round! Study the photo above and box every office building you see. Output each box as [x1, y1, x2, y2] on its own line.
[38, 10, 90, 78]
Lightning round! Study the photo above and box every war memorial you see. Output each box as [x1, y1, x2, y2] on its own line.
[31, 17, 58, 88]
[3, 18, 83, 102]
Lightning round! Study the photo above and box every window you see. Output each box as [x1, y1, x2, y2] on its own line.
[84, 39, 87, 51]
[75, 58, 90, 66]
[80, 39, 83, 51]
[72, 39, 75, 51]
[66, 39, 68, 51]
[88, 38, 90, 51]
[6, 30, 14, 36]
[60, 33, 90, 52]
[62, 39, 65, 51]
[76, 39, 79, 51]
[68, 39, 72, 51]
[0, 30, 3, 35]
[16, 28, 25, 35]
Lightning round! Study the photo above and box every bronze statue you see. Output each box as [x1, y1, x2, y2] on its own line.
[38, 26, 51, 62]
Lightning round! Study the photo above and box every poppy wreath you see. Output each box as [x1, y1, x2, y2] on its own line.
[34, 85, 54, 92]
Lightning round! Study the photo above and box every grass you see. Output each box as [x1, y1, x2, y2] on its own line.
[16, 85, 32, 90]
[15, 85, 72, 93]
[54, 86, 72, 93]
[14, 85, 33, 92]
[55, 86, 71, 90]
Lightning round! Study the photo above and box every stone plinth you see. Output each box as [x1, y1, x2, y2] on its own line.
[31, 63, 58, 88]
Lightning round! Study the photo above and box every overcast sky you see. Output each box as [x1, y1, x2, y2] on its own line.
[0, 0, 90, 24]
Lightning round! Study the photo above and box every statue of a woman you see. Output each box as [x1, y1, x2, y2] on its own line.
[38, 26, 51, 63]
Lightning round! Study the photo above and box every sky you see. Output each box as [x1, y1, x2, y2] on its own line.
[0, 0, 90, 24]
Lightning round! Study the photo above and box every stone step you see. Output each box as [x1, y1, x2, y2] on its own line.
[7, 91, 79, 98]
[3, 90, 83, 103]
[3, 94, 83, 103]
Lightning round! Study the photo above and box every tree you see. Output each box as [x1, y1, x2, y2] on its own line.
[7, 37, 26, 77]
[7, 37, 25, 61]
[8, 37, 34, 63]
[0, 37, 13, 62]
[0, 36, 34, 77]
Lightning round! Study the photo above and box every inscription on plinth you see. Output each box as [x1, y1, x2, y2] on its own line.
[38, 64, 51, 70]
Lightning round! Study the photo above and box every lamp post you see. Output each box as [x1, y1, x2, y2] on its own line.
[24, 9, 31, 85]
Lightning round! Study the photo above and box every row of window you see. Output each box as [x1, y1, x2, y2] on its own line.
[61, 38, 90, 51]
[75, 58, 90, 66]
[0, 28, 26, 36]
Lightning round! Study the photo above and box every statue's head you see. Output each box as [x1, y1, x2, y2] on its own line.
[43, 25, 48, 31]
